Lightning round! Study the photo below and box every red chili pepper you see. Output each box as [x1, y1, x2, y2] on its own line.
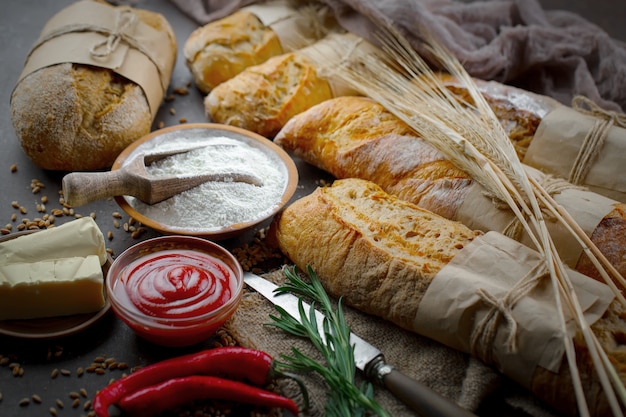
[93, 347, 279, 417]
[117, 375, 299, 416]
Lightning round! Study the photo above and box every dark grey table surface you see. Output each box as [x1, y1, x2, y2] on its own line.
[0, 1, 623, 416]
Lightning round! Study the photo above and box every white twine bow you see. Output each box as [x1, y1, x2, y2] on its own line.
[470, 261, 548, 365]
[21, 2, 169, 108]
[569, 95, 626, 185]
[90, 7, 137, 58]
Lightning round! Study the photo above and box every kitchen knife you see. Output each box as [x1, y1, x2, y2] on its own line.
[243, 272, 477, 417]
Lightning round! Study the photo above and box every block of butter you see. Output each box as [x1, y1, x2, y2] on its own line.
[0, 216, 107, 266]
[0, 255, 105, 320]
[0, 217, 108, 320]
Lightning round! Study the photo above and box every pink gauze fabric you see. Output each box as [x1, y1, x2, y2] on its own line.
[168, 0, 626, 113]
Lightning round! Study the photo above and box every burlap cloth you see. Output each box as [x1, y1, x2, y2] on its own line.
[168, 0, 626, 113]
[224, 268, 560, 417]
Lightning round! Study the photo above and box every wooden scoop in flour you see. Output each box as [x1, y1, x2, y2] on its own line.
[62, 145, 263, 207]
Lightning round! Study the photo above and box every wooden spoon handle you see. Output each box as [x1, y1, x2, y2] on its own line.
[62, 170, 138, 207]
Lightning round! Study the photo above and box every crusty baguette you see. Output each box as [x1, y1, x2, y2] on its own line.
[269, 178, 626, 417]
[184, 10, 283, 94]
[438, 73, 626, 203]
[10, 1, 177, 171]
[205, 52, 333, 138]
[184, 1, 337, 94]
[274, 96, 626, 291]
[436, 73, 558, 161]
[203, 31, 370, 138]
[270, 178, 481, 328]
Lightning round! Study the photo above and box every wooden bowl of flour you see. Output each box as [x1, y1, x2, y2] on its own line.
[112, 124, 298, 240]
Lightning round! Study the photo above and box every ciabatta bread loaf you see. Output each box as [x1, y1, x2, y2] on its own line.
[269, 178, 625, 417]
[184, 10, 283, 94]
[10, 0, 177, 171]
[205, 52, 333, 138]
[184, 1, 336, 94]
[274, 96, 626, 291]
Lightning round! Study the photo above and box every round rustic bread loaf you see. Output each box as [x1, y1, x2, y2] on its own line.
[10, 4, 176, 171]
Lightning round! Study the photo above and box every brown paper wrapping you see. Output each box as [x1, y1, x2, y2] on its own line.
[442, 76, 626, 203]
[415, 231, 614, 388]
[242, 0, 302, 40]
[298, 32, 373, 98]
[455, 165, 616, 268]
[525, 106, 626, 203]
[242, 0, 335, 51]
[16, 0, 175, 118]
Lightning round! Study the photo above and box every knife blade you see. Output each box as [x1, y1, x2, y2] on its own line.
[243, 272, 477, 417]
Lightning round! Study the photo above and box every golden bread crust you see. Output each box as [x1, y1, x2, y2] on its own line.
[204, 52, 333, 138]
[184, 10, 283, 93]
[275, 96, 474, 219]
[271, 178, 480, 329]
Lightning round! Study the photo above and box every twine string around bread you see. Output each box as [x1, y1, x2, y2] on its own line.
[499, 174, 585, 242]
[27, 7, 168, 92]
[569, 95, 626, 185]
[470, 261, 549, 365]
[89, 7, 137, 58]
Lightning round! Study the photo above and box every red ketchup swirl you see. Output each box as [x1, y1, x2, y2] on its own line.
[119, 249, 233, 319]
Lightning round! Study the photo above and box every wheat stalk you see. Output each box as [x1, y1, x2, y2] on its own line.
[301, 26, 626, 416]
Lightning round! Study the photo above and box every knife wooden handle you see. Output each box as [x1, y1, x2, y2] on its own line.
[367, 357, 477, 417]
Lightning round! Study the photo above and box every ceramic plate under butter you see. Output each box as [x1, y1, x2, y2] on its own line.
[0, 230, 111, 339]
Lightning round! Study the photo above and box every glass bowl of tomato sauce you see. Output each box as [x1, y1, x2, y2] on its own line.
[106, 236, 243, 347]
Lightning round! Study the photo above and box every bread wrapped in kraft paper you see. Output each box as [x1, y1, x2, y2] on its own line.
[439, 74, 626, 203]
[274, 96, 626, 294]
[206, 24, 626, 202]
[10, 0, 177, 171]
[204, 32, 371, 138]
[184, 0, 338, 93]
[268, 178, 621, 417]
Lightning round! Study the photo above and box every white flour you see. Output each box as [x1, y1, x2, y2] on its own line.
[127, 136, 287, 232]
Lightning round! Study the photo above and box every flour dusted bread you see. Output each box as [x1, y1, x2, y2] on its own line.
[10, 0, 177, 171]
[269, 178, 626, 417]
[274, 96, 626, 292]
[184, 10, 283, 94]
[205, 52, 333, 138]
[12, 65, 153, 171]
[275, 94, 472, 218]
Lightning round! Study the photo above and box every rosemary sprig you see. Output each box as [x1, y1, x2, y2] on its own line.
[268, 265, 389, 417]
